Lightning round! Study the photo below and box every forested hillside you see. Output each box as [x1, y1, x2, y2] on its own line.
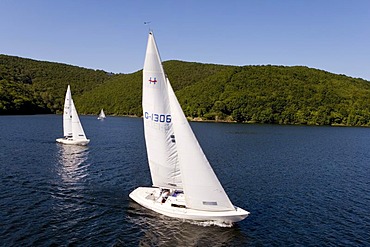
[175, 65, 370, 125]
[75, 61, 228, 116]
[0, 54, 110, 114]
[2, 54, 370, 126]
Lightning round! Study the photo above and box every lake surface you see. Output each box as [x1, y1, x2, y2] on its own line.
[0, 115, 369, 246]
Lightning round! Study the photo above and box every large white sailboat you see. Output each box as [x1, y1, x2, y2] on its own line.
[129, 32, 249, 224]
[56, 85, 90, 146]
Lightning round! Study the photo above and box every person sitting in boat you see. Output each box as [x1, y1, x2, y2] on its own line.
[161, 189, 170, 203]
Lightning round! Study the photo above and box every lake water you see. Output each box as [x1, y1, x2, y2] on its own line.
[0, 115, 369, 246]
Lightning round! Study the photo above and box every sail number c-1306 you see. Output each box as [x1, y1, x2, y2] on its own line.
[144, 112, 171, 123]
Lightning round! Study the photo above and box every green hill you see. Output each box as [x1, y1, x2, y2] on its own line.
[175, 64, 370, 126]
[0, 54, 110, 114]
[75, 60, 227, 116]
[2, 54, 370, 126]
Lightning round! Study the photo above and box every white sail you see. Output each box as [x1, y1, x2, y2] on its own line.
[63, 85, 73, 137]
[71, 97, 88, 141]
[142, 32, 182, 189]
[167, 79, 235, 212]
[57, 85, 90, 146]
[98, 109, 106, 119]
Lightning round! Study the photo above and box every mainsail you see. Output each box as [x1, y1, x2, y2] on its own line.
[63, 85, 73, 138]
[142, 32, 182, 189]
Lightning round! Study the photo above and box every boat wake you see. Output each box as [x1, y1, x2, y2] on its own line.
[185, 219, 234, 228]
[126, 203, 247, 246]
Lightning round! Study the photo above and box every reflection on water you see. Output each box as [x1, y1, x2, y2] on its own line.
[127, 201, 249, 247]
[56, 144, 90, 184]
[50, 144, 92, 234]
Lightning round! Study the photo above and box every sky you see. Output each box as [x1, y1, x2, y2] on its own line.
[1, 0, 370, 80]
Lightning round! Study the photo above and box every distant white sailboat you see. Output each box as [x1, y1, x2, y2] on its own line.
[129, 32, 249, 224]
[56, 85, 90, 146]
[97, 109, 106, 120]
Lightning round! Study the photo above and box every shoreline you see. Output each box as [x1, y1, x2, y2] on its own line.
[4, 113, 368, 127]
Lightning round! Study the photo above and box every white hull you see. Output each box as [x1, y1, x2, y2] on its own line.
[129, 187, 249, 224]
[56, 137, 90, 146]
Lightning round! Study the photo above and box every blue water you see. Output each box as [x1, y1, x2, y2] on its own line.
[0, 115, 369, 246]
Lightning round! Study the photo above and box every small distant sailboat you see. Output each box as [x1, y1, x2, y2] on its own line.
[56, 85, 90, 146]
[97, 109, 106, 120]
[129, 32, 249, 224]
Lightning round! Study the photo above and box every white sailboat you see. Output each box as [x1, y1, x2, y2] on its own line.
[97, 109, 106, 120]
[129, 32, 249, 224]
[56, 85, 90, 146]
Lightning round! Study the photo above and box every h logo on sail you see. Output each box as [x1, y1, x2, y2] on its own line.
[149, 77, 157, 84]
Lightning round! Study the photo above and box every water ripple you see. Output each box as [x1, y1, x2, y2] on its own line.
[1, 116, 370, 246]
